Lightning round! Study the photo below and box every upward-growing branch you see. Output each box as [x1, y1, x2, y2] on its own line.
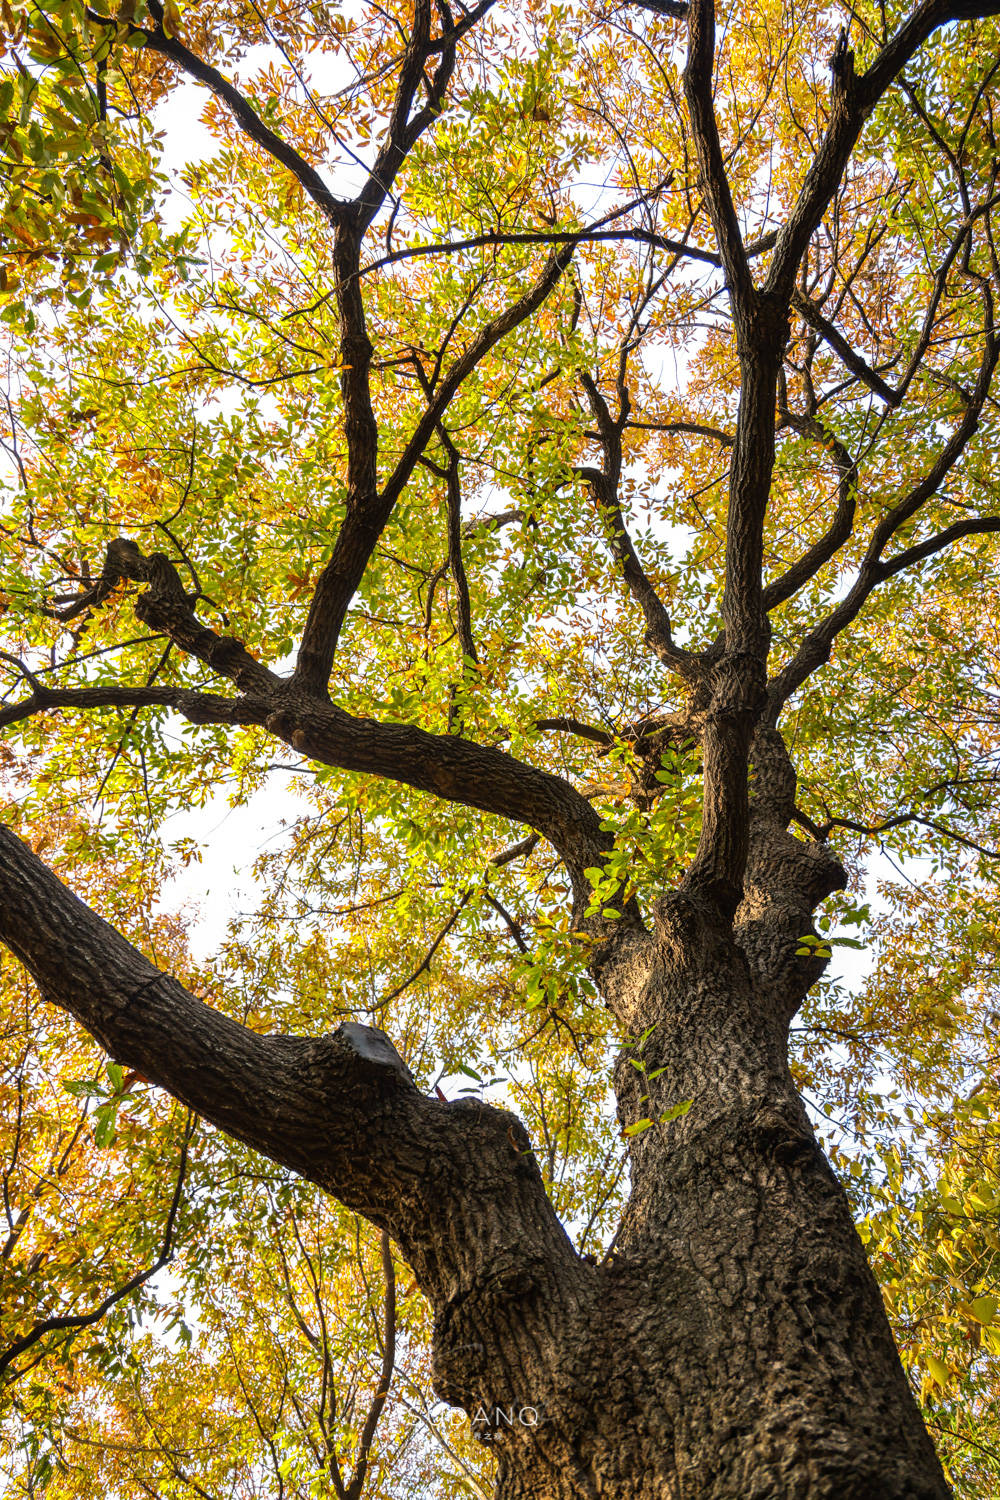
[682, 0, 754, 319]
[766, 0, 1000, 301]
[679, 0, 785, 917]
[293, 245, 575, 693]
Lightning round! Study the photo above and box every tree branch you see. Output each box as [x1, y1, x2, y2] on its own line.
[294, 245, 575, 694]
[136, 4, 350, 225]
[790, 289, 898, 406]
[342, 1230, 397, 1500]
[51, 538, 278, 696]
[763, 411, 858, 611]
[3, 605, 607, 898]
[355, 0, 496, 232]
[820, 808, 1000, 861]
[766, 2, 1000, 300]
[440, 431, 478, 665]
[0, 682, 260, 733]
[0, 1111, 194, 1385]
[262, 697, 608, 896]
[683, 0, 755, 316]
[578, 373, 702, 684]
[534, 717, 615, 747]
[622, 0, 689, 16]
[770, 513, 1000, 712]
[0, 826, 585, 1373]
[791, 193, 999, 407]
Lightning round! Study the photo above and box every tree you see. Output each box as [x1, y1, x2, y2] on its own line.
[2, 0, 1000, 1493]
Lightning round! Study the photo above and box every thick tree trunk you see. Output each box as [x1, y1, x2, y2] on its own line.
[430, 732, 950, 1498]
[432, 936, 949, 1500]
[0, 821, 949, 1499]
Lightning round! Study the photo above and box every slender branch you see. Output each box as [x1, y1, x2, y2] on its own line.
[376, 892, 473, 1008]
[50, 538, 278, 696]
[791, 194, 1000, 406]
[880, 515, 1000, 579]
[289, 192, 718, 319]
[763, 412, 858, 611]
[770, 512, 1000, 712]
[135, 5, 350, 225]
[622, 418, 733, 446]
[440, 431, 478, 665]
[294, 246, 575, 694]
[823, 809, 1000, 861]
[0, 683, 260, 733]
[578, 373, 702, 683]
[766, 2, 1000, 300]
[790, 289, 898, 406]
[343, 1231, 397, 1500]
[0, 1112, 194, 1384]
[287, 215, 780, 325]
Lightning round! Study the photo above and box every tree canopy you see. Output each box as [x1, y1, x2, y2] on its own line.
[2, 0, 1000, 1495]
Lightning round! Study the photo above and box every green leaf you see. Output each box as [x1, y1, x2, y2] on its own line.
[659, 1099, 693, 1124]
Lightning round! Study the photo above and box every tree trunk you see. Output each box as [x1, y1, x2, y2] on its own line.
[0, 815, 950, 1499]
[432, 934, 949, 1500]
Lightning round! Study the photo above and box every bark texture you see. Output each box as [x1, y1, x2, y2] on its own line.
[0, 807, 950, 1499]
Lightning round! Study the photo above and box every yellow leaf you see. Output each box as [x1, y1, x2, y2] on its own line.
[969, 1294, 997, 1325]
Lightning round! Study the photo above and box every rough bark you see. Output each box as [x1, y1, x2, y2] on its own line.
[0, 798, 950, 1499]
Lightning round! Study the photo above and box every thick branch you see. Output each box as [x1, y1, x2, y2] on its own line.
[624, 0, 689, 16]
[3, 684, 606, 898]
[355, 0, 495, 231]
[0, 826, 584, 1347]
[766, 2, 1000, 300]
[534, 717, 615, 747]
[683, 0, 754, 315]
[262, 698, 608, 895]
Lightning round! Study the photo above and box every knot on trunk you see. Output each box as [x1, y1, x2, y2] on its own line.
[431, 1247, 551, 1409]
[752, 1102, 819, 1167]
[329, 1021, 413, 1078]
[299, 1023, 420, 1156]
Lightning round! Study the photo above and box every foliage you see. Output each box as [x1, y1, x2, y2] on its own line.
[2, 0, 1000, 1491]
